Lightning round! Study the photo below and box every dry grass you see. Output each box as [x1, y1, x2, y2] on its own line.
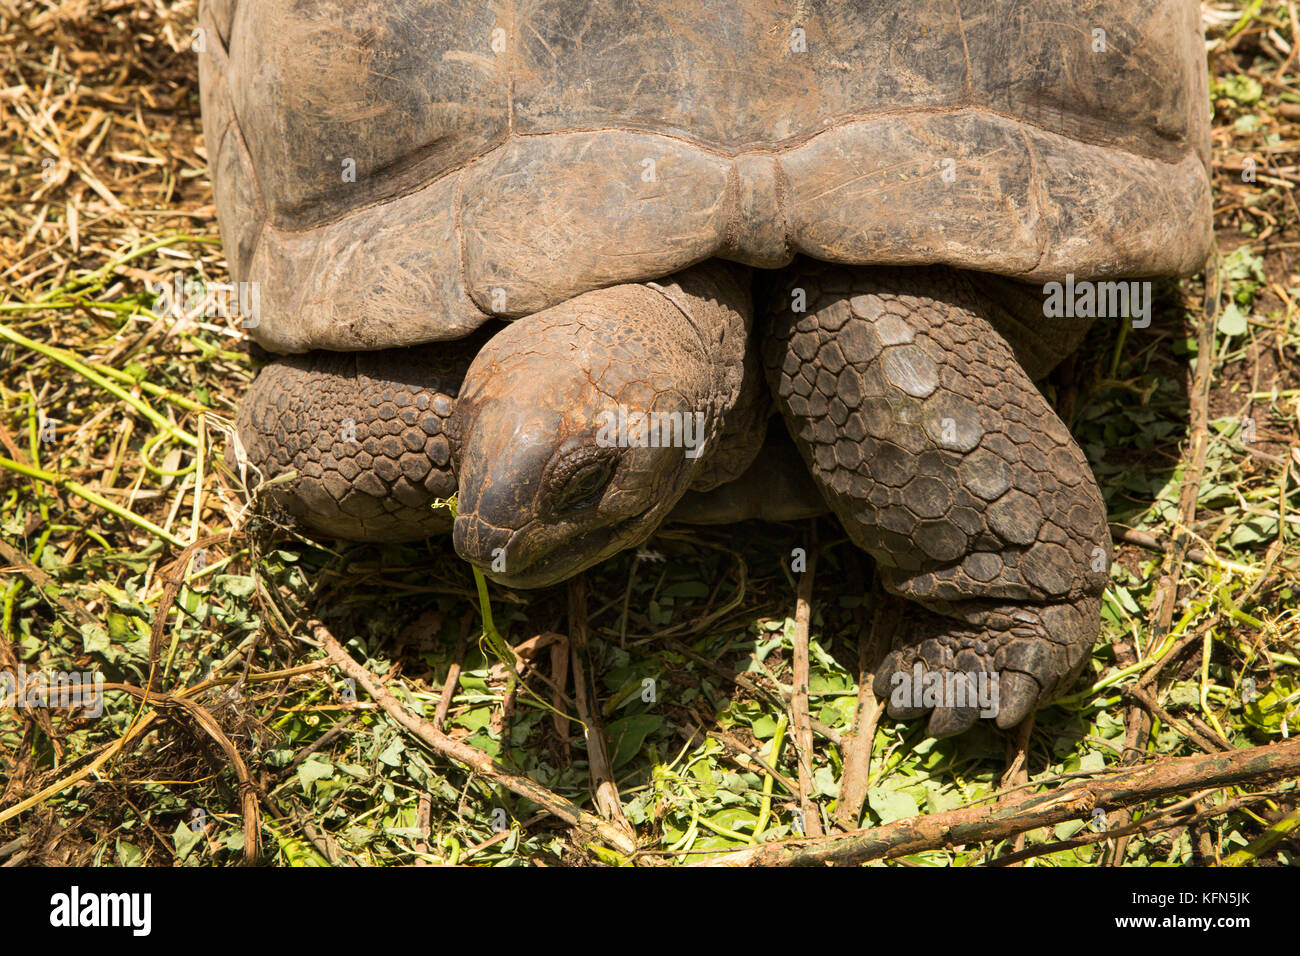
[0, 0, 1297, 866]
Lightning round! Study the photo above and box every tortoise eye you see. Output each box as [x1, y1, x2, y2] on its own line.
[553, 460, 614, 512]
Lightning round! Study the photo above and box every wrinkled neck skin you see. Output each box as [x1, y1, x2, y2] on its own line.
[449, 261, 764, 588]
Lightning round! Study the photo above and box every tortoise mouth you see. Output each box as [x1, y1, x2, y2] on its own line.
[453, 510, 644, 589]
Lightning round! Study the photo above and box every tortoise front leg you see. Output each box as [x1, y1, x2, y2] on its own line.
[236, 334, 488, 542]
[763, 265, 1110, 738]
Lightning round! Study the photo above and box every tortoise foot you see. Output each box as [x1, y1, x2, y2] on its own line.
[764, 263, 1111, 736]
[870, 597, 1100, 737]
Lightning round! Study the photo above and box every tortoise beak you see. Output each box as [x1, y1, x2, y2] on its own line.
[452, 512, 563, 584]
[451, 512, 514, 571]
[452, 508, 643, 589]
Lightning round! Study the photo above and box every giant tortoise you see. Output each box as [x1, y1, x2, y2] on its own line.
[198, 0, 1212, 737]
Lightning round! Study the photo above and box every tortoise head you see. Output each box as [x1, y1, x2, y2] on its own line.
[448, 269, 753, 588]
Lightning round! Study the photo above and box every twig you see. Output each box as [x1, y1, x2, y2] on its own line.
[834, 587, 894, 830]
[549, 634, 571, 762]
[705, 725, 800, 797]
[567, 576, 635, 845]
[275, 714, 358, 783]
[789, 540, 822, 836]
[692, 737, 1300, 866]
[310, 619, 635, 857]
[1104, 634, 1151, 865]
[433, 611, 472, 731]
[414, 791, 433, 864]
[997, 714, 1036, 863]
[1110, 525, 1215, 568]
[1124, 684, 1231, 754]
[1149, 254, 1219, 637]
[1136, 622, 1219, 694]
[988, 787, 1286, 867]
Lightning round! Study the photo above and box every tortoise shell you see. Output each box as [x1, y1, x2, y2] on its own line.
[198, 0, 1212, 353]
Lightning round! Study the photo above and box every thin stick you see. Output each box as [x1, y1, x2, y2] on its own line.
[997, 714, 1035, 863]
[1124, 684, 1231, 754]
[1109, 525, 1254, 575]
[835, 587, 894, 830]
[1105, 632, 1151, 865]
[693, 737, 1300, 866]
[1150, 254, 1219, 637]
[666, 637, 843, 746]
[311, 620, 635, 856]
[790, 541, 822, 837]
[550, 635, 571, 762]
[567, 576, 635, 845]
[989, 788, 1283, 867]
[433, 612, 472, 731]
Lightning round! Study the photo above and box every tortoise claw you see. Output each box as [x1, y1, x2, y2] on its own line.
[868, 599, 1098, 737]
[994, 670, 1042, 729]
[926, 703, 980, 739]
